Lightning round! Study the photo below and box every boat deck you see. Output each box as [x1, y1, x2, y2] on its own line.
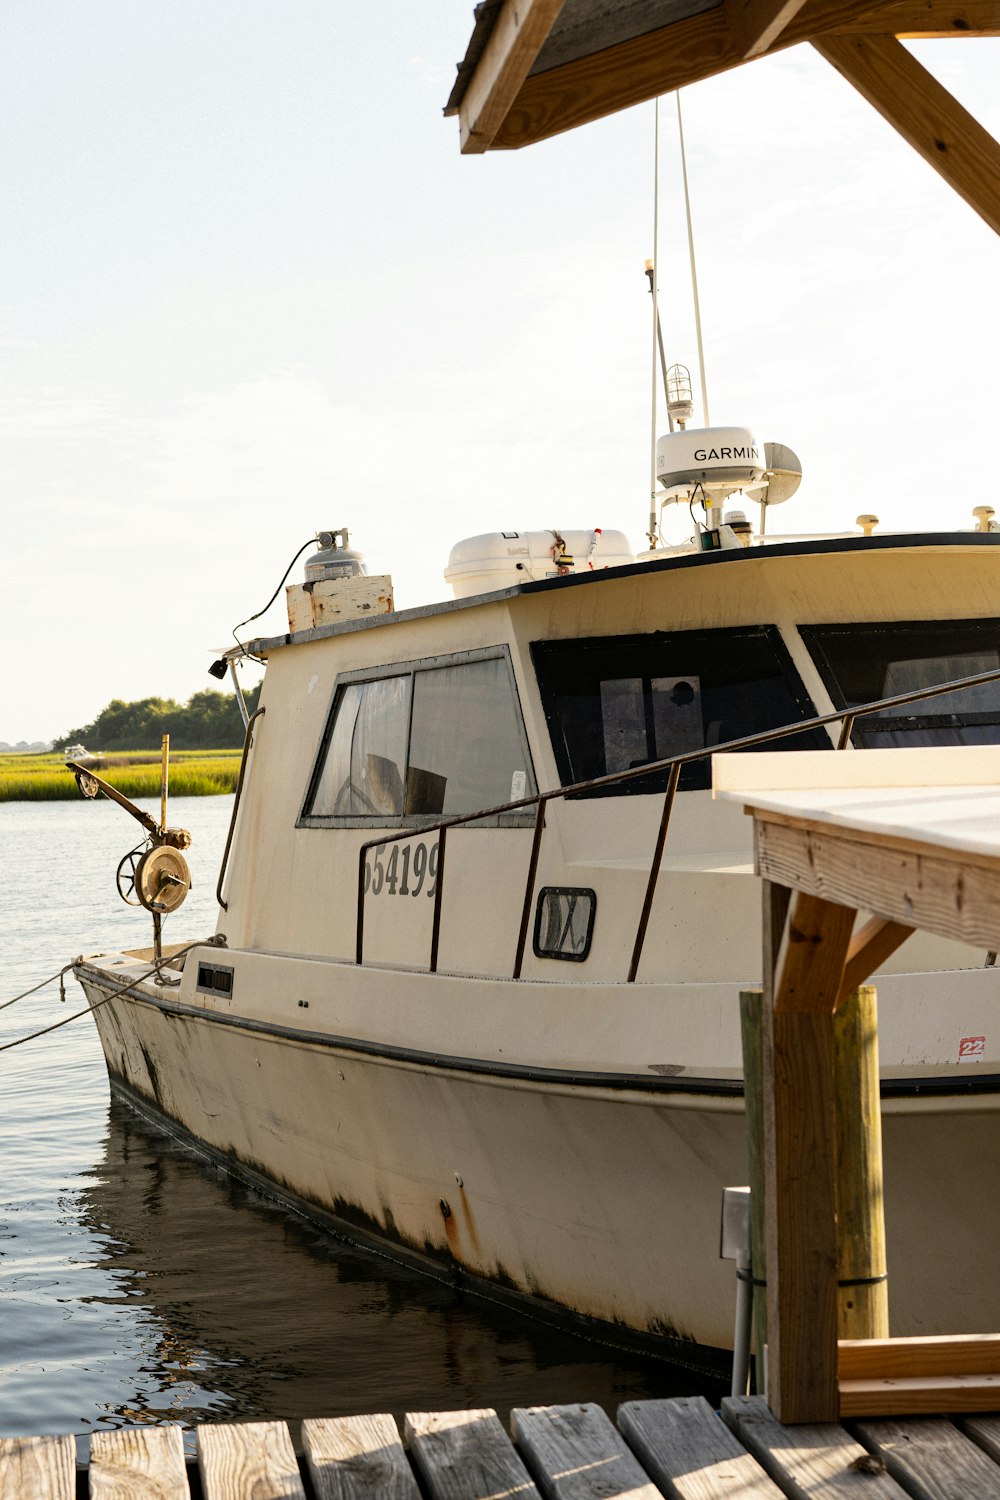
[5, 1395, 1000, 1499]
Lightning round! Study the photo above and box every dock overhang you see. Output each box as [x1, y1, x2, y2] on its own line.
[445, 0, 1000, 235]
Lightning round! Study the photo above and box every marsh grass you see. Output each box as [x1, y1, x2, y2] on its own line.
[0, 750, 241, 802]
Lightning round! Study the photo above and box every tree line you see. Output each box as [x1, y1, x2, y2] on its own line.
[63, 686, 262, 751]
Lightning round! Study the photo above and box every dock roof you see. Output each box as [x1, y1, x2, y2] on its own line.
[445, 0, 1000, 235]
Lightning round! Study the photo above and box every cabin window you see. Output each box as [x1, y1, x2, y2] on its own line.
[310, 675, 411, 817]
[801, 620, 1000, 747]
[303, 648, 536, 826]
[532, 626, 826, 794]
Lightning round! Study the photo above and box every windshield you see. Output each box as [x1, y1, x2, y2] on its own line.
[801, 620, 1000, 747]
[532, 625, 828, 793]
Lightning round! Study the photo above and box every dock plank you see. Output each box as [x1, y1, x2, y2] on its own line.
[302, 1415, 420, 1500]
[722, 1395, 907, 1499]
[962, 1413, 1000, 1465]
[0, 1438, 76, 1500]
[618, 1396, 782, 1499]
[196, 1421, 305, 1500]
[89, 1428, 190, 1500]
[405, 1409, 542, 1500]
[511, 1403, 660, 1500]
[853, 1417, 1000, 1500]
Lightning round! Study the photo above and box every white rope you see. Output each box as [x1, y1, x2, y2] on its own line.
[0, 964, 75, 1013]
[0, 936, 224, 1054]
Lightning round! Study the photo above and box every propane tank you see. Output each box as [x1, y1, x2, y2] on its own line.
[304, 528, 367, 583]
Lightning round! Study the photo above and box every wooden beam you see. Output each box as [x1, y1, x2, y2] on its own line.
[840, 1333, 1000, 1378]
[459, 0, 567, 154]
[762, 877, 791, 991]
[813, 33, 1000, 235]
[773, 890, 857, 1014]
[489, 0, 921, 147]
[765, 1008, 840, 1422]
[841, 1373, 1000, 1414]
[763, 885, 848, 1423]
[740, 988, 770, 1371]
[834, 987, 889, 1341]
[729, 0, 812, 58]
[836, 915, 913, 1005]
[755, 814, 1000, 951]
[833, 0, 1000, 34]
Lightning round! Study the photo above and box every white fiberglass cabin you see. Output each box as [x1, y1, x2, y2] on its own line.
[77, 504, 1000, 1374]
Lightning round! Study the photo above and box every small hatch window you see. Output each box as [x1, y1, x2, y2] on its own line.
[532, 626, 826, 793]
[533, 888, 596, 962]
[303, 649, 536, 826]
[801, 620, 1000, 747]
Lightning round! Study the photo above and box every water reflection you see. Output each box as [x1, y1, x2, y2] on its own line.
[77, 1098, 709, 1433]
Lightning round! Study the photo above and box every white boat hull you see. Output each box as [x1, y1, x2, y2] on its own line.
[79, 956, 1000, 1366]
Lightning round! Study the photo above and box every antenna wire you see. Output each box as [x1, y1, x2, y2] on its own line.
[648, 98, 661, 549]
[677, 91, 710, 426]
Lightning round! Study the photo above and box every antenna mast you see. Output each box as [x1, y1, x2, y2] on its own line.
[648, 97, 662, 550]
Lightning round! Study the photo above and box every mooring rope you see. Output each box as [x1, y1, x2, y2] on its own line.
[0, 935, 225, 1054]
[0, 964, 77, 1013]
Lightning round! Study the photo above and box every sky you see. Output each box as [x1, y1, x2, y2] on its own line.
[1, 4, 998, 744]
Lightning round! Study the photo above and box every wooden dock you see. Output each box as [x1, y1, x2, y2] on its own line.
[5, 1396, 1000, 1500]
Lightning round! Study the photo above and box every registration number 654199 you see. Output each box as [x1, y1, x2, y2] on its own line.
[363, 839, 439, 898]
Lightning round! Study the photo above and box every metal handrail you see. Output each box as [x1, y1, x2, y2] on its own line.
[355, 663, 1000, 978]
[217, 707, 266, 911]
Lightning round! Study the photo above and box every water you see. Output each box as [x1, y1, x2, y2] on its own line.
[0, 796, 715, 1443]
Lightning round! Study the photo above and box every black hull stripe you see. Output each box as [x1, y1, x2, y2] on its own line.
[77, 964, 1000, 1101]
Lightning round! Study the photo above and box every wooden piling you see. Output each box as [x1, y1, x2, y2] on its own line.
[739, 988, 767, 1386]
[834, 985, 889, 1340]
[741, 980, 890, 1387]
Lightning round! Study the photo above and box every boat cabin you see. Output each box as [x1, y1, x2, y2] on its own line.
[220, 530, 1000, 990]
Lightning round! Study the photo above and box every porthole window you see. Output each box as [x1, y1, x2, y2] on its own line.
[533, 887, 596, 962]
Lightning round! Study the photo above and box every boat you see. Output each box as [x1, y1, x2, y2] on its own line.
[73, 483, 1000, 1373]
[72, 1, 1000, 1377]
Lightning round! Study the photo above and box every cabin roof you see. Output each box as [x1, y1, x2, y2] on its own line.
[249, 529, 1000, 654]
[445, 0, 1000, 237]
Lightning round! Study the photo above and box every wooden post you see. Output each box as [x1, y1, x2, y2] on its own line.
[834, 985, 889, 1340]
[160, 732, 169, 835]
[763, 884, 855, 1422]
[739, 988, 767, 1387]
